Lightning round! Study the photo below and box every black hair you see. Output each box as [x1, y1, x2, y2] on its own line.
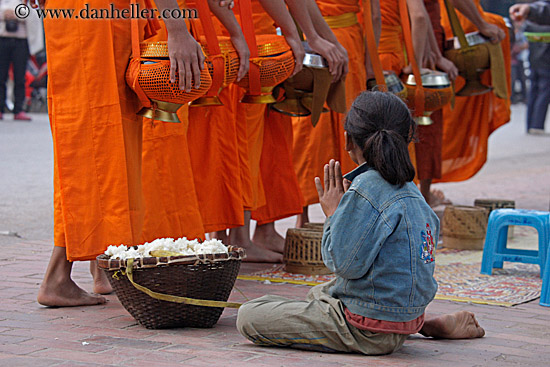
[344, 91, 416, 187]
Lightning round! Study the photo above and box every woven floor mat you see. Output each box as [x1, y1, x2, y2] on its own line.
[238, 229, 542, 307]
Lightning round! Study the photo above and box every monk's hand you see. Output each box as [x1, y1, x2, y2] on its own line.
[284, 35, 305, 76]
[479, 22, 505, 44]
[315, 159, 345, 218]
[231, 33, 250, 82]
[308, 37, 346, 82]
[167, 27, 205, 92]
[509, 4, 530, 23]
[436, 56, 458, 80]
[27, 0, 45, 9]
[218, 0, 234, 9]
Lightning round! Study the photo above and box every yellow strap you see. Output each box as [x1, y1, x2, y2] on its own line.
[120, 258, 242, 309]
[323, 12, 358, 29]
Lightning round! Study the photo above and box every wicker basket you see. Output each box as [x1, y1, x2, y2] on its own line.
[283, 228, 332, 275]
[97, 247, 244, 329]
[302, 222, 325, 231]
[442, 205, 488, 250]
[474, 199, 515, 239]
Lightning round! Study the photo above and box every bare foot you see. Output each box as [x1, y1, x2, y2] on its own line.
[420, 311, 485, 339]
[295, 206, 309, 228]
[90, 260, 113, 295]
[240, 241, 283, 263]
[253, 222, 285, 254]
[209, 230, 229, 244]
[37, 246, 106, 307]
[429, 189, 452, 208]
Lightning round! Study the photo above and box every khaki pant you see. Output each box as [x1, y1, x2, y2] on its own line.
[237, 280, 408, 355]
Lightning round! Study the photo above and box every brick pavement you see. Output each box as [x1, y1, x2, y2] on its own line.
[1, 236, 549, 366]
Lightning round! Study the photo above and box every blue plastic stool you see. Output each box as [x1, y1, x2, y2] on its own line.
[541, 246, 550, 307]
[480, 209, 550, 278]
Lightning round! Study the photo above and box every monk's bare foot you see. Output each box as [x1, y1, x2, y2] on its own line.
[241, 241, 283, 263]
[295, 207, 309, 228]
[90, 260, 112, 295]
[209, 230, 229, 244]
[420, 311, 485, 339]
[38, 246, 106, 307]
[429, 189, 452, 208]
[253, 222, 285, 254]
[38, 278, 106, 307]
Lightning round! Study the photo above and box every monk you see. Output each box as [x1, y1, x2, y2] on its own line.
[188, 0, 305, 262]
[37, 0, 220, 307]
[436, 0, 510, 183]
[140, 0, 249, 245]
[251, 0, 349, 253]
[292, 0, 373, 226]
[189, 0, 348, 261]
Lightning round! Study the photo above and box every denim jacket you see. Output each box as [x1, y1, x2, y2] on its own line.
[322, 164, 439, 322]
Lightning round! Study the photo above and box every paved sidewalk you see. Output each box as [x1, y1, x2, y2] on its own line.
[1, 105, 549, 366]
[1, 237, 549, 366]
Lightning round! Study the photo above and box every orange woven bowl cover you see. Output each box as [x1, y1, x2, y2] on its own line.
[404, 85, 453, 113]
[236, 34, 295, 89]
[198, 36, 240, 87]
[126, 42, 212, 105]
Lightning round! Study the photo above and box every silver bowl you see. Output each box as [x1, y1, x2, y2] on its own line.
[406, 71, 450, 88]
[303, 53, 327, 69]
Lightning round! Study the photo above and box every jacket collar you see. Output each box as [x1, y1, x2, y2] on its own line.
[344, 163, 372, 182]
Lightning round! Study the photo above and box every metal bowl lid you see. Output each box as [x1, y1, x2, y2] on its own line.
[452, 31, 490, 49]
[406, 71, 450, 87]
[303, 53, 328, 68]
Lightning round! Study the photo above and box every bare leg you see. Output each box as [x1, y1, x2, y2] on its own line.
[90, 260, 112, 295]
[295, 206, 309, 228]
[38, 246, 106, 307]
[209, 230, 229, 244]
[253, 222, 285, 254]
[420, 179, 451, 208]
[420, 311, 485, 339]
[230, 211, 282, 263]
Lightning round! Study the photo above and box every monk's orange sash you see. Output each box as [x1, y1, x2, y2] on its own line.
[363, 0, 386, 90]
[398, 0, 425, 117]
[192, 0, 225, 99]
[237, 0, 261, 96]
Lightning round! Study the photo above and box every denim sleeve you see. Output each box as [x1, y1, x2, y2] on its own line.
[321, 190, 391, 280]
[529, 2, 550, 25]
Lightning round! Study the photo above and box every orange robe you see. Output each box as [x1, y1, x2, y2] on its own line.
[186, 0, 271, 232]
[47, 0, 147, 261]
[140, 22, 205, 242]
[437, 0, 511, 182]
[292, 0, 366, 206]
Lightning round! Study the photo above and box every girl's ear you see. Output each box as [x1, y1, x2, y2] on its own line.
[344, 131, 353, 152]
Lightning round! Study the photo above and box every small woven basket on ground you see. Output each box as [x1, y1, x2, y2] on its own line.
[283, 228, 332, 275]
[474, 199, 515, 238]
[442, 205, 489, 250]
[302, 222, 325, 231]
[97, 246, 244, 329]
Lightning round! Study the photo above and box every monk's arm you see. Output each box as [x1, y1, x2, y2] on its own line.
[424, 15, 458, 79]
[154, 0, 205, 91]
[257, 0, 305, 75]
[206, 0, 250, 81]
[450, 0, 505, 43]
[406, 0, 430, 70]
[285, 0, 348, 81]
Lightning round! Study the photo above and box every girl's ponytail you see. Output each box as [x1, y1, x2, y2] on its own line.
[344, 92, 416, 187]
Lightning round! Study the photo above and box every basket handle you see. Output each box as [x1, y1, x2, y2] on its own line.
[118, 258, 242, 309]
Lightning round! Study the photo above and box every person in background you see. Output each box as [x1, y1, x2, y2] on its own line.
[510, 0, 550, 25]
[510, 19, 528, 104]
[525, 21, 550, 134]
[0, 0, 32, 121]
